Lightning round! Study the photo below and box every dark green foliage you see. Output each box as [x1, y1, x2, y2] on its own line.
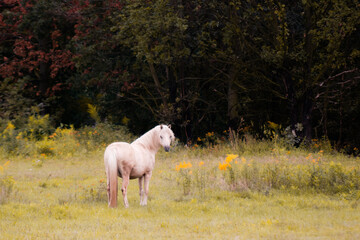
[0, 0, 359, 148]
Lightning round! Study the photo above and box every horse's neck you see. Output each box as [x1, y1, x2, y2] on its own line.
[132, 128, 160, 153]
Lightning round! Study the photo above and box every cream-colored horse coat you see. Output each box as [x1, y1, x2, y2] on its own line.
[104, 125, 174, 208]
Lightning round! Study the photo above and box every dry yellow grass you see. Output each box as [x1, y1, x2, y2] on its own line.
[1, 147, 360, 239]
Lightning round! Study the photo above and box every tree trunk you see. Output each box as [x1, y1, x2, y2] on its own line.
[227, 67, 239, 131]
[149, 62, 166, 104]
[301, 2, 315, 143]
[281, 69, 297, 137]
[301, 89, 313, 143]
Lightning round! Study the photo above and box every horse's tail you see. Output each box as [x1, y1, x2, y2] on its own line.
[104, 148, 118, 208]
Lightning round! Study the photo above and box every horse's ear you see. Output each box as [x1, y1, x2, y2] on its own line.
[168, 124, 171, 129]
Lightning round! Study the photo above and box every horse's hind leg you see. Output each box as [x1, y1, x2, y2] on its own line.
[106, 175, 110, 203]
[139, 176, 145, 206]
[121, 175, 130, 208]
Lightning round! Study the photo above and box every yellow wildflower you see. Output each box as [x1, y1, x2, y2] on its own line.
[3, 161, 10, 168]
[175, 161, 192, 171]
[198, 161, 204, 167]
[121, 116, 130, 125]
[225, 154, 238, 163]
[5, 122, 15, 131]
[267, 121, 279, 130]
[218, 162, 231, 171]
[206, 132, 214, 137]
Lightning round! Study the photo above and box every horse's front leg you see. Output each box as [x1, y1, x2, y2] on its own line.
[121, 175, 130, 208]
[142, 172, 152, 206]
[139, 176, 145, 206]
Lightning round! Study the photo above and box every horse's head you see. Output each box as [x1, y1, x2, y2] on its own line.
[159, 124, 175, 152]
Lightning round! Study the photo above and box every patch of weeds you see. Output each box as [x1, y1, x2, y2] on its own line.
[50, 205, 72, 220]
[0, 175, 15, 204]
[0, 161, 15, 204]
[39, 182, 48, 188]
[175, 161, 192, 195]
[78, 179, 107, 203]
[32, 159, 43, 168]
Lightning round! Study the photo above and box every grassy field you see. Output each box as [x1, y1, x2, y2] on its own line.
[1, 144, 360, 240]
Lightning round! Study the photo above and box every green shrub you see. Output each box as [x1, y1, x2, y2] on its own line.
[77, 123, 134, 151]
[0, 161, 15, 204]
[0, 112, 133, 158]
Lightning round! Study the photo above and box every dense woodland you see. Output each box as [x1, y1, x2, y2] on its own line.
[0, 0, 359, 149]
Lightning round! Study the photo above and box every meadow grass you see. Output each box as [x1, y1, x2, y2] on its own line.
[1, 144, 360, 240]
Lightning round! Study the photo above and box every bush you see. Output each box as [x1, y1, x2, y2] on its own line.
[76, 123, 134, 151]
[0, 161, 15, 204]
[0, 112, 133, 158]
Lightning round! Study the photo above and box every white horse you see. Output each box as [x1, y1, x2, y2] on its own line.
[104, 124, 175, 208]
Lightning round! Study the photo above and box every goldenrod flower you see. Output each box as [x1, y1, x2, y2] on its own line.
[5, 122, 15, 131]
[3, 161, 10, 168]
[267, 121, 279, 130]
[121, 116, 130, 125]
[225, 154, 238, 163]
[218, 161, 231, 171]
[175, 161, 192, 171]
[205, 132, 214, 137]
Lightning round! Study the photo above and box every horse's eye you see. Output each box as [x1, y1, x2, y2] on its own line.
[160, 136, 163, 139]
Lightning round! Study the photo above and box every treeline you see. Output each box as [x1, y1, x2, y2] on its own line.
[0, 0, 359, 149]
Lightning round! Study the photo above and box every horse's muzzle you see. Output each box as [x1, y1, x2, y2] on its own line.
[164, 146, 170, 152]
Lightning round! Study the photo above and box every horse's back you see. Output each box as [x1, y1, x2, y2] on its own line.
[104, 140, 156, 179]
[104, 142, 135, 165]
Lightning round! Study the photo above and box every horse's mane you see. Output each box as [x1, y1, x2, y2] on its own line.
[131, 126, 160, 150]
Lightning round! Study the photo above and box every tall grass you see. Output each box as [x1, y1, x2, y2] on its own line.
[1, 122, 360, 239]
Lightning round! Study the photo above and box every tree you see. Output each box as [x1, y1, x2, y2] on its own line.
[0, 0, 75, 120]
[260, 0, 360, 144]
